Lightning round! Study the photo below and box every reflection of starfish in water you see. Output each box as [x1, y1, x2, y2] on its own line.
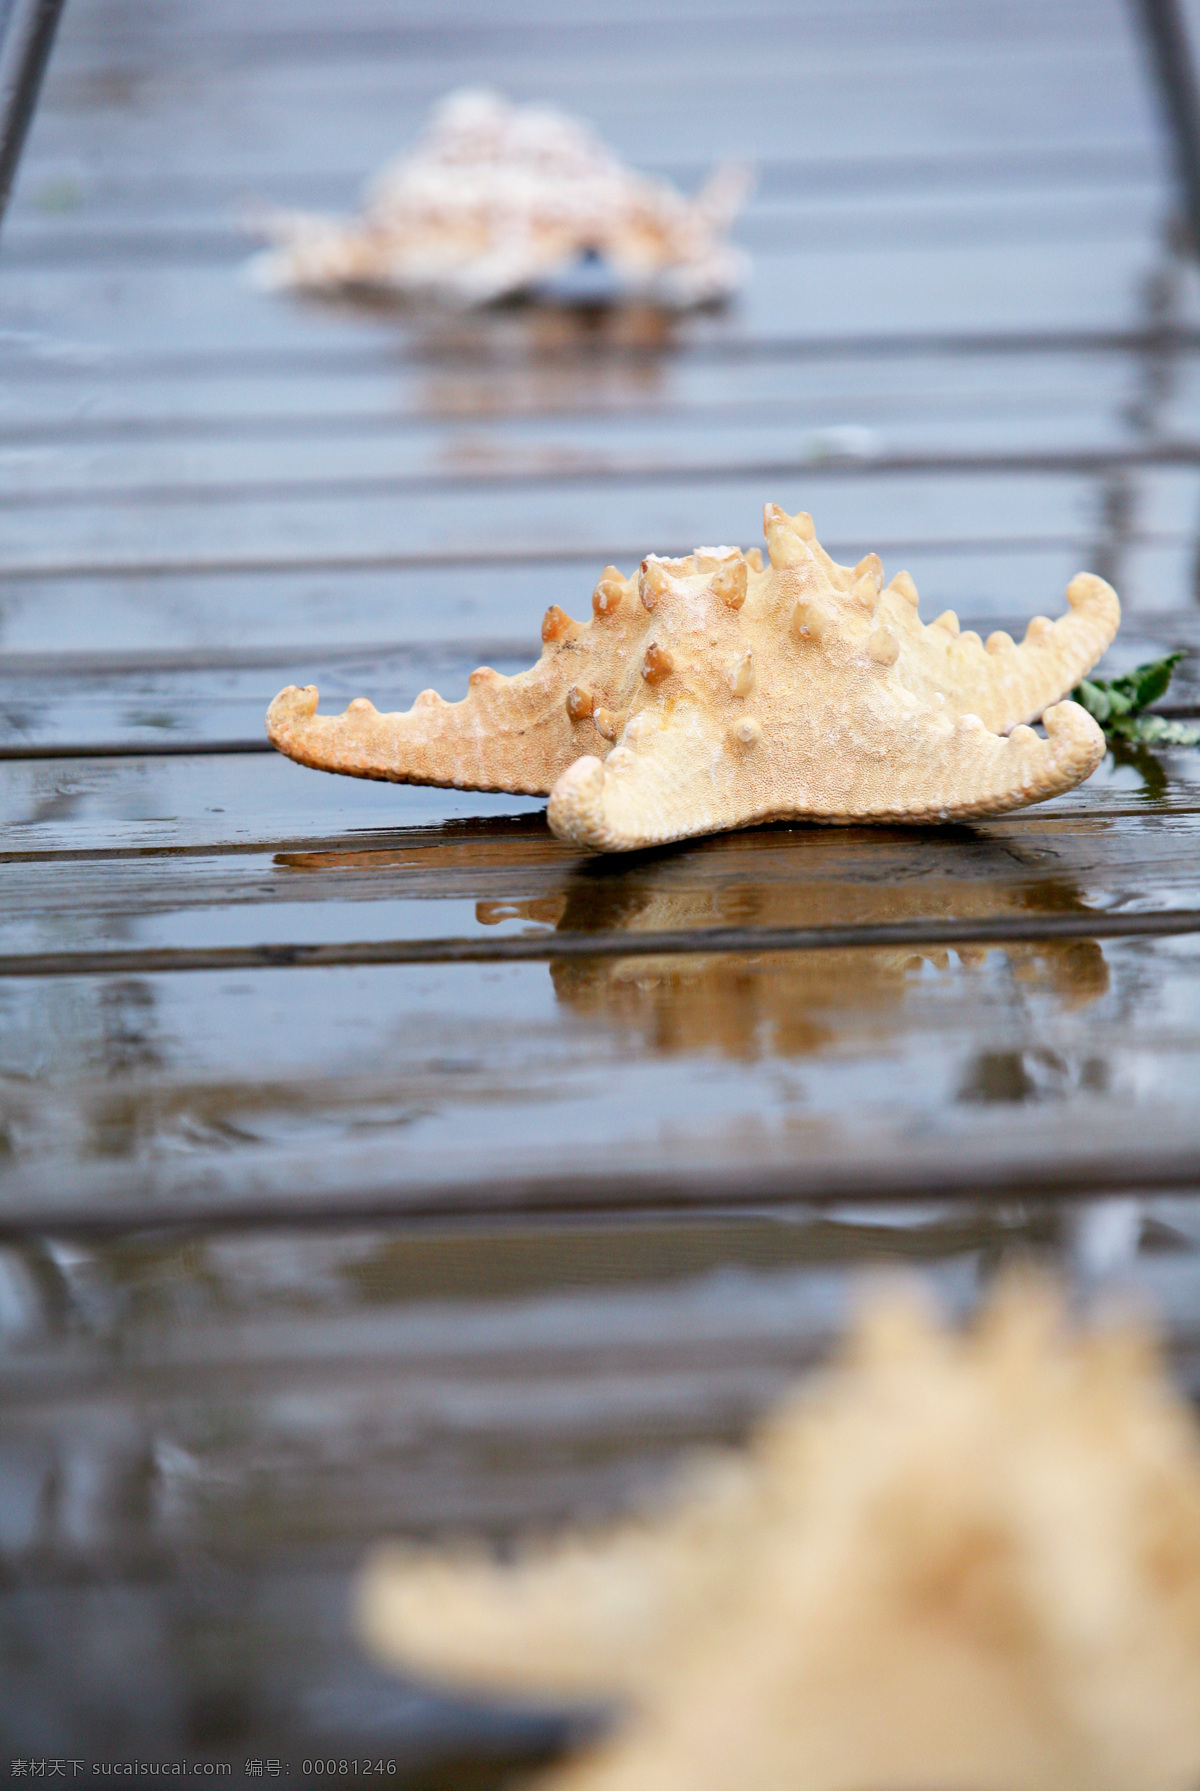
[478, 847, 1109, 1060]
[267, 506, 1120, 851]
[359, 1278, 1200, 1791]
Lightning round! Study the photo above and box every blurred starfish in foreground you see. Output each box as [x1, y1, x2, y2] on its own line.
[267, 505, 1120, 851]
[360, 1279, 1200, 1791]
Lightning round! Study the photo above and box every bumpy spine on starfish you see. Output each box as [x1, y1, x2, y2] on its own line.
[265, 564, 656, 795]
[761, 504, 1120, 732]
[546, 505, 1113, 851]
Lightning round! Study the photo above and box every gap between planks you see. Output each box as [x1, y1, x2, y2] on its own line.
[2, 1142, 1198, 1242]
[2, 326, 1198, 384]
[1, 907, 1198, 979]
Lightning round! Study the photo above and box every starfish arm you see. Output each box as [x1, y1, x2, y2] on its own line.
[265, 581, 646, 795]
[879, 571, 1121, 731]
[248, 212, 387, 291]
[547, 701, 1106, 853]
[360, 1451, 756, 1702]
[266, 675, 571, 796]
[359, 1533, 686, 1700]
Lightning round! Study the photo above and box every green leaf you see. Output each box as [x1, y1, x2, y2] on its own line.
[1113, 650, 1183, 710]
[1071, 650, 1198, 745]
[1072, 677, 1113, 724]
[1109, 713, 1200, 747]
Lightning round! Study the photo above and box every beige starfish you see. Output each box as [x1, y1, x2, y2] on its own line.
[359, 1278, 1200, 1791]
[266, 505, 1119, 851]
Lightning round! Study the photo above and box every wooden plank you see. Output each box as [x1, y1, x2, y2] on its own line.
[3, 1220, 1199, 1557]
[0, 805, 1195, 955]
[38, 0, 1144, 60]
[0, 1564, 590, 1775]
[0, 467, 1141, 580]
[2, 468, 1198, 613]
[0, 345, 1161, 446]
[26, 13, 1154, 184]
[1, 740, 1200, 856]
[0, 6, 1194, 1776]
[2, 140, 1166, 240]
[22, 907, 1192, 986]
[1, 922, 1199, 1228]
[0, 642, 536, 753]
[0, 753, 544, 852]
[3, 0, 1198, 1770]
[0, 1226, 1197, 1656]
[2, 1271, 1198, 1769]
[0, 239, 1172, 368]
[6, 1244, 1199, 1566]
[0, 320, 1190, 393]
[6, 405, 1187, 504]
[0, 182, 1167, 272]
[4, 1226, 1196, 1762]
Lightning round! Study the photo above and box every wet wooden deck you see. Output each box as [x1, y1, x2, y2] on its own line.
[3, 0, 1200, 1776]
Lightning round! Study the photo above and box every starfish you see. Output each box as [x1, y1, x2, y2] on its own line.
[250, 87, 748, 307]
[266, 506, 1120, 851]
[359, 1279, 1200, 1791]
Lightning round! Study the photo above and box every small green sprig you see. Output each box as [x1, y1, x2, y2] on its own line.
[1072, 651, 1200, 746]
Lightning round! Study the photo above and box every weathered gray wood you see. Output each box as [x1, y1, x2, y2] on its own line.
[0, 642, 536, 752]
[0, 805, 1194, 954]
[0, 186, 1170, 275]
[0, 1563, 592, 1774]
[0, 145, 1174, 263]
[9, 410, 1193, 505]
[2, 480, 1198, 616]
[0, 466, 1148, 581]
[0, 346, 1161, 453]
[0, 921, 1198, 1230]
[0, 751, 546, 852]
[2, 1243, 1199, 1765]
[24, 2, 1157, 188]
[5, 1234, 1196, 1766]
[0, 239, 1176, 367]
[6, 1233, 1197, 1563]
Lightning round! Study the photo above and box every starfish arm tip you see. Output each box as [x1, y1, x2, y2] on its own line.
[1043, 698, 1107, 778]
[266, 683, 320, 753]
[547, 754, 611, 849]
[1065, 571, 1122, 622]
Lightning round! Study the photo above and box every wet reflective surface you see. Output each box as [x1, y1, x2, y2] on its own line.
[4, 799, 1200, 1208]
[3, 1195, 1200, 1766]
[3, 935, 1200, 1213]
[7, 0, 1200, 1772]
